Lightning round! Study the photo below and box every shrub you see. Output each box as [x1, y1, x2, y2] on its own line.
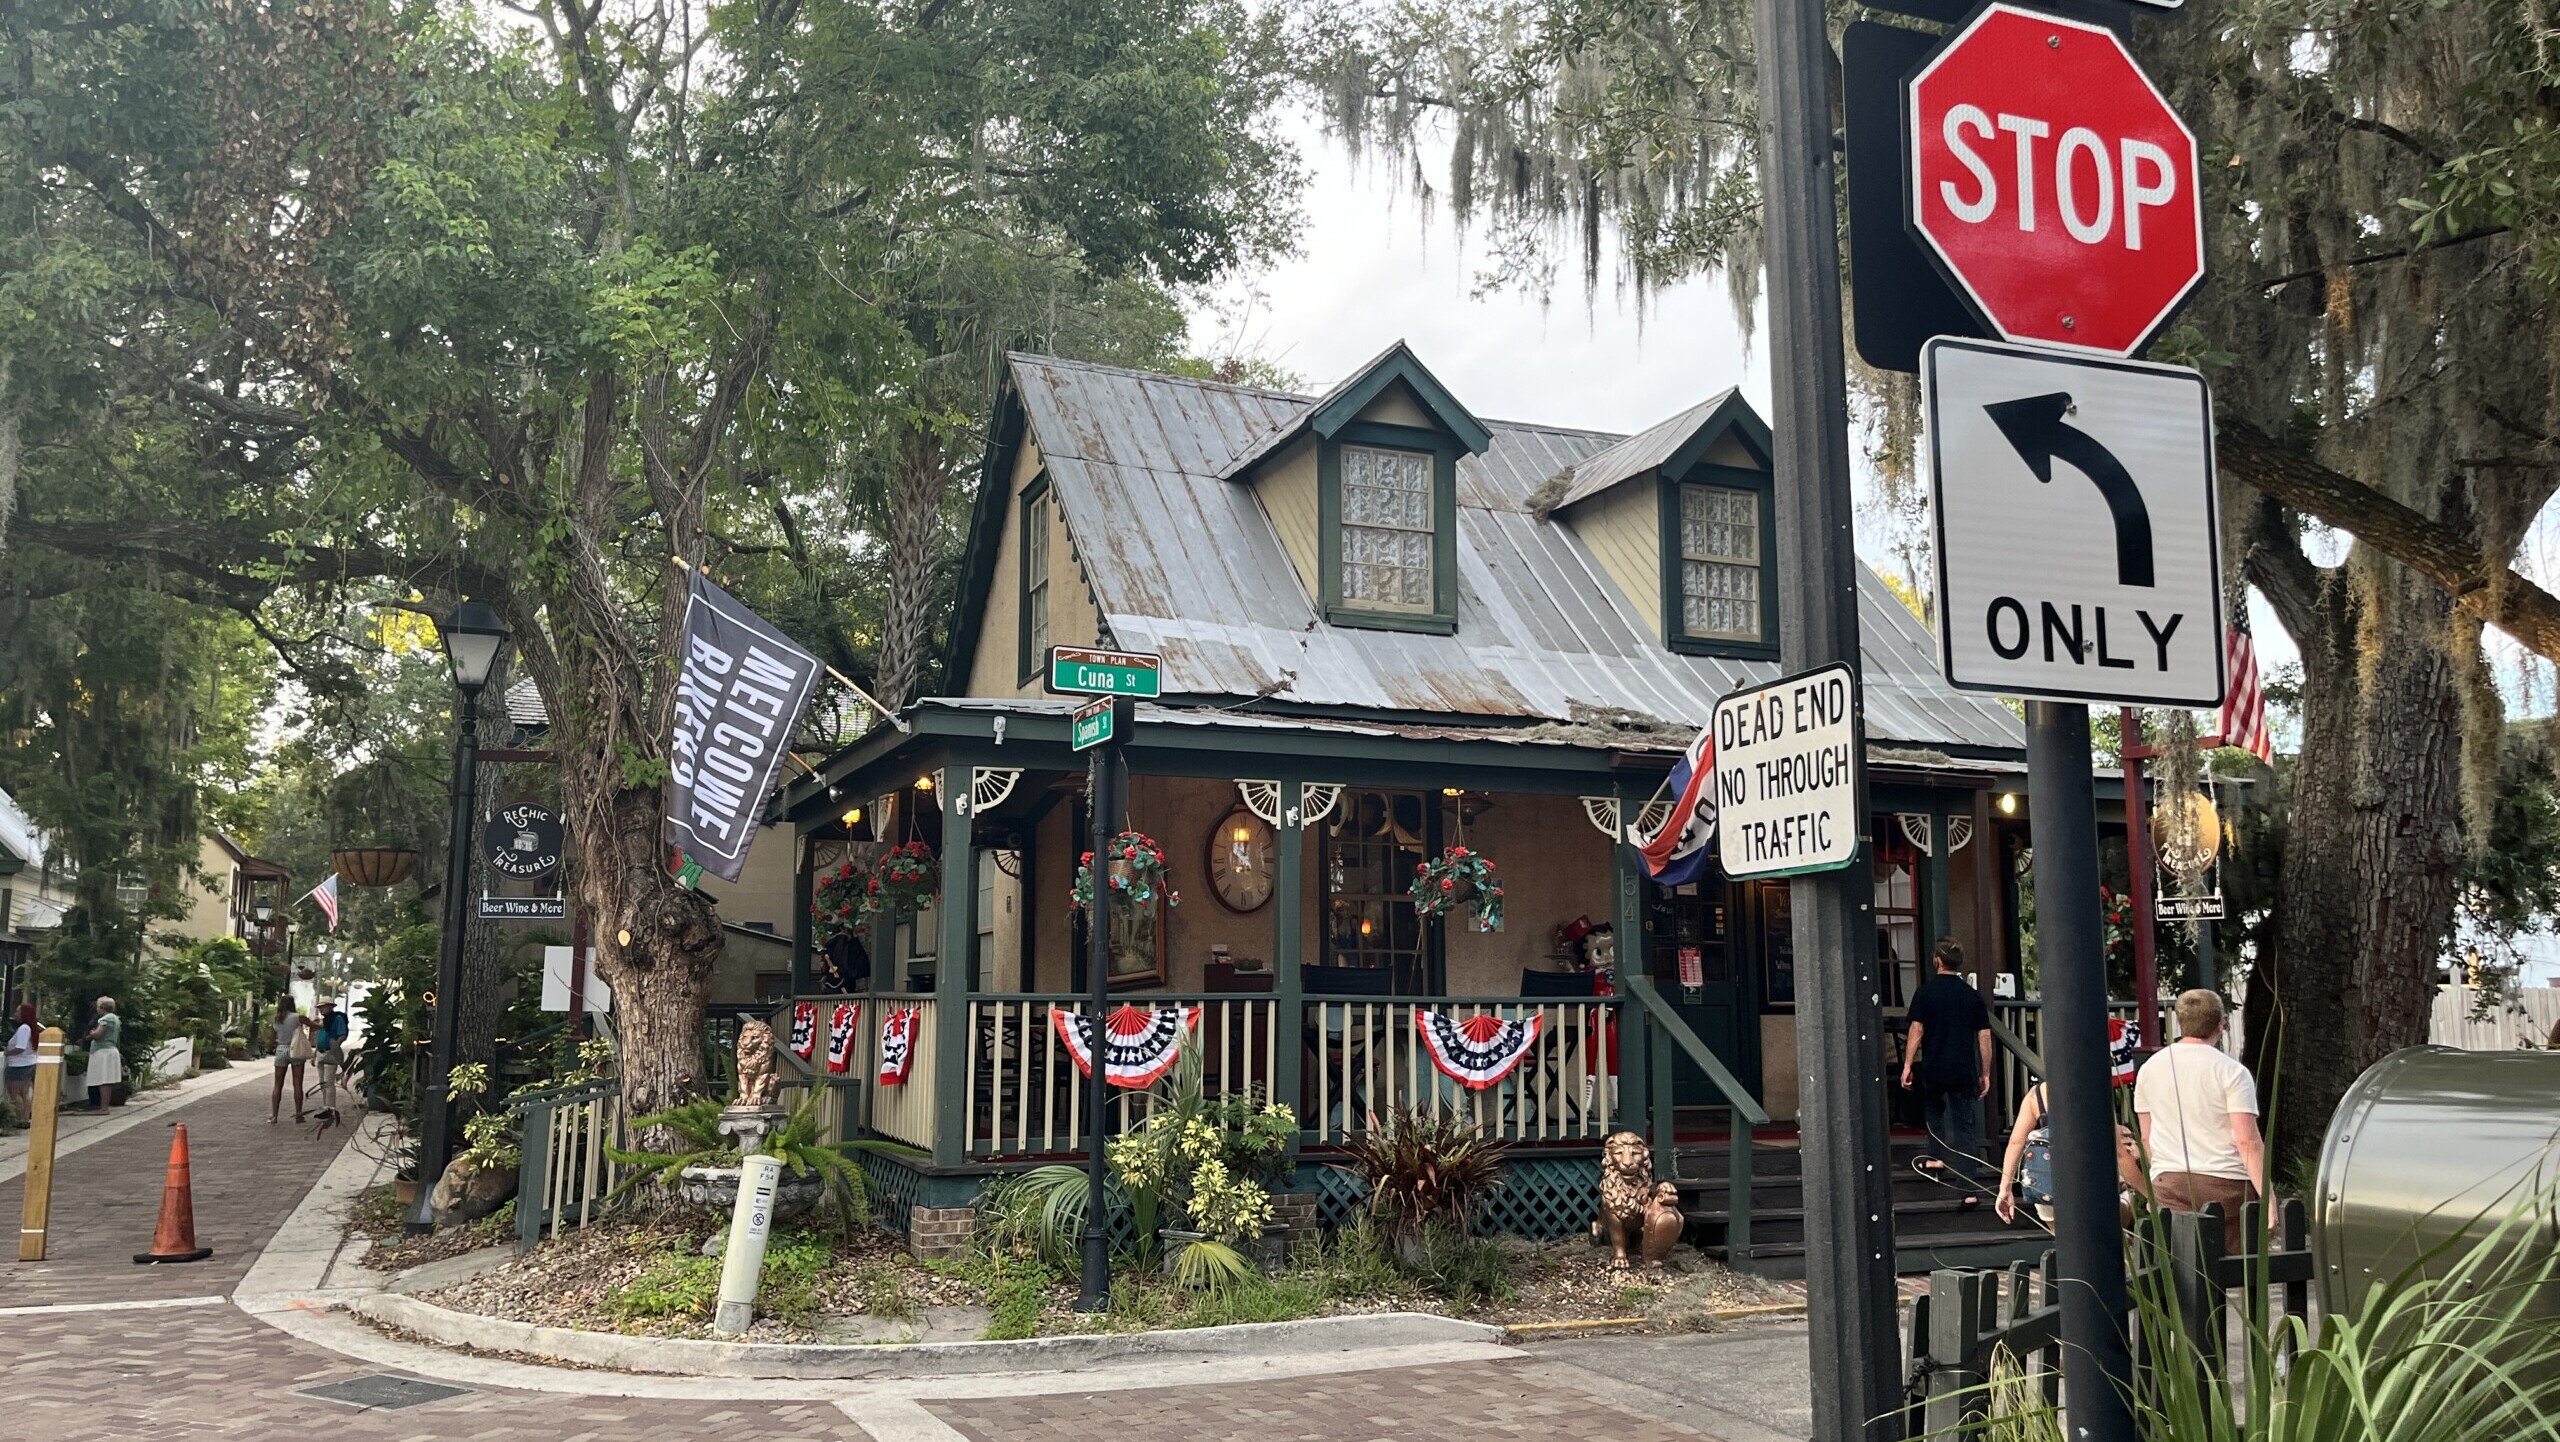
[1333, 1107, 1507, 1261]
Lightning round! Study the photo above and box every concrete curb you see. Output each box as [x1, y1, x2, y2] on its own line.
[351, 1293, 1506, 1380]
[1497, 1301, 1808, 1343]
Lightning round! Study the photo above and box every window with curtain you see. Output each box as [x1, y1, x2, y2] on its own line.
[1680, 483, 1763, 642]
[1340, 445, 1434, 609]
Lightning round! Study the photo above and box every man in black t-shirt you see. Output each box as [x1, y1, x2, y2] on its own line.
[1900, 939, 1994, 1201]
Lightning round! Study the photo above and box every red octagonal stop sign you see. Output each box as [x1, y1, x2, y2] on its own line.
[1907, 5, 2202, 356]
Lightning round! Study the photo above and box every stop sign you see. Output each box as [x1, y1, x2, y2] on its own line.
[1907, 5, 2202, 356]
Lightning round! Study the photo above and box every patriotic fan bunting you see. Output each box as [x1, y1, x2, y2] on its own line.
[826, 1002, 860, 1074]
[2110, 1019, 2141, 1087]
[878, 1007, 920, 1086]
[1417, 1010, 1543, 1090]
[788, 1001, 819, 1061]
[1052, 1005, 1198, 1089]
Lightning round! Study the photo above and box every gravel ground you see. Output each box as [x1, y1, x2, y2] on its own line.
[343, 1183, 519, 1273]
[416, 1216, 1791, 1343]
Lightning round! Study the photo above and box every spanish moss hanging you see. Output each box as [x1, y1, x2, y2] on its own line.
[1416, 1009, 1542, 1090]
[826, 1002, 860, 1074]
[878, 1007, 920, 1086]
[788, 1001, 819, 1061]
[1052, 1004, 1198, 1089]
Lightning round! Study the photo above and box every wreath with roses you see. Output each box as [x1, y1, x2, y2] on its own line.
[1411, 845, 1504, 932]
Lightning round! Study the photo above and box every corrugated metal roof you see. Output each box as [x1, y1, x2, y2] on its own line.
[1545, 391, 1738, 511]
[1007, 353, 2022, 754]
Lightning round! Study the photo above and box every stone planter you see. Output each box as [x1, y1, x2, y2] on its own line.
[678, 1162, 825, 1226]
[1159, 1223, 1291, 1276]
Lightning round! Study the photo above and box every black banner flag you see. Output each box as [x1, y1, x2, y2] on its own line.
[666, 571, 822, 882]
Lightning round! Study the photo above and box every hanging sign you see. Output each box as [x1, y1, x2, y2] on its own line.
[2156, 893, 2225, 922]
[666, 570, 825, 883]
[481, 803, 564, 881]
[477, 896, 567, 921]
[1713, 663, 1865, 879]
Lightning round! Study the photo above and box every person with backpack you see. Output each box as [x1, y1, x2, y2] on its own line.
[269, 994, 312, 1123]
[1995, 1074, 2155, 1227]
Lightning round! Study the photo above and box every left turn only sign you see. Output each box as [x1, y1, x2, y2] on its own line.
[1925, 336, 2225, 708]
[1714, 663, 1864, 880]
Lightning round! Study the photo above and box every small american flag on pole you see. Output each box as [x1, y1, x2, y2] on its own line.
[2207, 627, 2273, 764]
[305, 874, 341, 933]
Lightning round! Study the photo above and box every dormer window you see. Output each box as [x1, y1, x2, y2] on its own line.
[1341, 445, 1435, 609]
[1017, 478, 1053, 683]
[1665, 465, 1777, 657]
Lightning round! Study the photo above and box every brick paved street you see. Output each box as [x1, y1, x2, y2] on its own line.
[0, 1074, 1791, 1441]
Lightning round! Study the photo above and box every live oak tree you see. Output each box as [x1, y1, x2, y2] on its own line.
[0, 0, 1293, 1129]
[1297, 0, 2560, 1155]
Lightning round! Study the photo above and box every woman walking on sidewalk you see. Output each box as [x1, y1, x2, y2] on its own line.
[6, 1003, 38, 1120]
[82, 996, 122, 1111]
[269, 995, 312, 1123]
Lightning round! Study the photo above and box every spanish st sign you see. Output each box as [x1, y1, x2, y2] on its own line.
[1907, 4, 2203, 356]
[1045, 645, 1162, 699]
[1924, 337, 2225, 708]
[1714, 663, 1863, 880]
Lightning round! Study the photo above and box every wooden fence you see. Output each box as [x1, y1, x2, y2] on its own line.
[511, 1078, 626, 1254]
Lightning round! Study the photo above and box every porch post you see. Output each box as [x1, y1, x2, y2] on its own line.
[1970, 788, 2000, 999]
[1927, 812, 1952, 958]
[790, 832, 814, 996]
[933, 772, 976, 1168]
[1273, 778, 1305, 1143]
[1611, 793, 1651, 1150]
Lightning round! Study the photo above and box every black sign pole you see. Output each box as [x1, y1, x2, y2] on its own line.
[2024, 702, 2139, 1440]
[1754, 0, 1900, 1431]
[406, 683, 482, 1233]
[1075, 695, 1133, 1311]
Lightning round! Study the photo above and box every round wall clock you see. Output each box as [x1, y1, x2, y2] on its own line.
[1205, 804, 1277, 914]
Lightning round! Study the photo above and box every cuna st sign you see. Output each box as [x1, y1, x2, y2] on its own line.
[1907, 4, 2203, 356]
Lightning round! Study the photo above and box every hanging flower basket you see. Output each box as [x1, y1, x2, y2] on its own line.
[1072, 832, 1181, 912]
[814, 844, 939, 941]
[811, 859, 866, 945]
[1411, 846, 1504, 932]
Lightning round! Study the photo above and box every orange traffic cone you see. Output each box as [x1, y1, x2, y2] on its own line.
[132, 1123, 213, 1265]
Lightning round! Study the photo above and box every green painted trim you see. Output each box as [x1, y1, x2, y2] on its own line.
[1273, 778, 1305, 1160]
[1612, 811, 1650, 1143]
[932, 781, 975, 1168]
[1319, 426, 1463, 633]
[1016, 474, 1052, 688]
[1662, 463, 1781, 660]
[1307, 347, 1495, 455]
[1927, 811, 1952, 959]
[789, 833, 815, 995]
[1661, 391, 1774, 477]
[944, 384, 1030, 698]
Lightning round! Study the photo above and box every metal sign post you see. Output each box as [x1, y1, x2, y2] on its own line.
[1075, 693, 1137, 1311]
[1754, 0, 1900, 1430]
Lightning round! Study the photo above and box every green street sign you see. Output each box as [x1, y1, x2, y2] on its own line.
[1046, 644, 1162, 698]
[1070, 696, 1124, 752]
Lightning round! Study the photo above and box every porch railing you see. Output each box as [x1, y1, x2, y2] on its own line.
[1990, 999, 2141, 1127]
[1300, 995, 1620, 1146]
[511, 1078, 625, 1254]
[962, 993, 1280, 1158]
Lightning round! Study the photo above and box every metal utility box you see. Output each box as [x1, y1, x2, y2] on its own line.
[2314, 1046, 2560, 1323]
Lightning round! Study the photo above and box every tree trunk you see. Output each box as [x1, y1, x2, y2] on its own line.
[873, 424, 948, 710]
[2253, 556, 2464, 1165]
[570, 756, 723, 1133]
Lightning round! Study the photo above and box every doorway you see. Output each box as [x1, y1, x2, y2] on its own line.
[1643, 878, 1760, 1111]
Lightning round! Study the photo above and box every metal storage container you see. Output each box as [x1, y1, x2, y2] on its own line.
[2314, 1045, 2560, 1322]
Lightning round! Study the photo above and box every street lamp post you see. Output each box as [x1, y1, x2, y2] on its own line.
[406, 600, 508, 1233]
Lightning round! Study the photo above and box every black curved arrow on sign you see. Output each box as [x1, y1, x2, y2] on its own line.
[1985, 392, 2156, 588]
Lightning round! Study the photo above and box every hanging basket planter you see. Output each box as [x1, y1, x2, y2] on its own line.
[1071, 832, 1181, 912]
[333, 848, 420, 889]
[814, 843, 939, 941]
[1411, 846, 1504, 932]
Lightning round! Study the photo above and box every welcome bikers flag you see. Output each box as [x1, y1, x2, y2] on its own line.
[666, 569, 824, 882]
[1628, 727, 1717, 888]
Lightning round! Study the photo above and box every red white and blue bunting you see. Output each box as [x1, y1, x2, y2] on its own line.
[1417, 1010, 1543, 1090]
[2110, 1018, 2140, 1087]
[1052, 1005, 1198, 1090]
[788, 1001, 819, 1061]
[878, 1007, 920, 1086]
[826, 1002, 860, 1074]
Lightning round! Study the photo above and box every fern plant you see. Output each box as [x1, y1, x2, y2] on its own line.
[606, 1093, 918, 1225]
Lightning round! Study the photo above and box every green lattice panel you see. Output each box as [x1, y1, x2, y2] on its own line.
[1308, 1166, 1372, 1231]
[1474, 1156, 1600, 1240]
[861, 1151, 925, 1233]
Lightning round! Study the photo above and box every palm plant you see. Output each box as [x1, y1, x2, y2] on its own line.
[607, 1093, 916, 1226]
[1334, 1106, 1507, 1265]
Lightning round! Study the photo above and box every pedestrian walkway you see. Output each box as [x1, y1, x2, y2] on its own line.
[0, 1069, 1805, 1440]
[0, 1062, 264, 1184]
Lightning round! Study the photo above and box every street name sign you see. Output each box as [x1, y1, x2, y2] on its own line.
[1907, 3, 2203, 355]
[1925, 336, 2225, 707]
[1713, 663, 1864, 879]
[1045, 645, 1162, 698]
[1069, 696, 1129, 752]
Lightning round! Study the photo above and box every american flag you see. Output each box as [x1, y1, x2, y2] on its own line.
[305, 874, 341, 933]
[2208, 627, 2273, 764]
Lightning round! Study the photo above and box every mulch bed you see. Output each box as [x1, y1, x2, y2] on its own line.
[343, 1183, 518, 1274]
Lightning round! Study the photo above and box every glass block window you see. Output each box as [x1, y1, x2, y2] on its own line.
[1340, 446, 1435, 609]
[1680, 483, 1762, 641]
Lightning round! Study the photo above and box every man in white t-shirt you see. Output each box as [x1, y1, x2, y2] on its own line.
[2133, 988, 2267, 1253]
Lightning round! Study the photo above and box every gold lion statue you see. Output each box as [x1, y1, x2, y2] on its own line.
[735, 1019, 781, 1107]
[1596, 1129, 1655, 1269]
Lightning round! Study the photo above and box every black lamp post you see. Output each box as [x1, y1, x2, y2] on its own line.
[406, 599, 508, 1232]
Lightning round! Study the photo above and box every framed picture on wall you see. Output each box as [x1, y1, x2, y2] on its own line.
[1103, 867, 1167, 988]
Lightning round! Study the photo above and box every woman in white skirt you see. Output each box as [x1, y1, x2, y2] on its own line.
[82, 995, 123, 1111]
